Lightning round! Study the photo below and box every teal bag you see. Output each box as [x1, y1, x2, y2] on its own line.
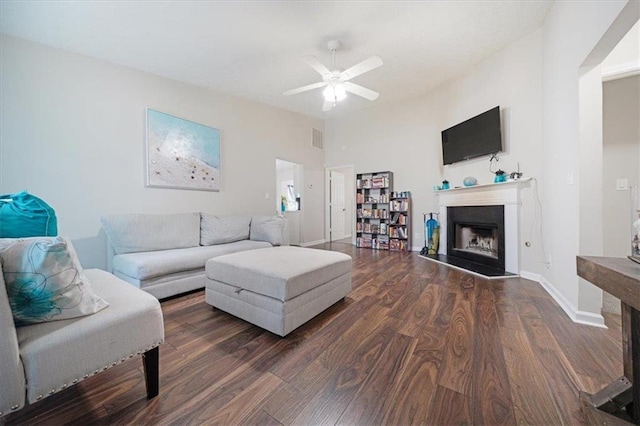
[0, 191, 58, 238]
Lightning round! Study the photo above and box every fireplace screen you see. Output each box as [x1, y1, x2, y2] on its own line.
[454, 224, 499, 259]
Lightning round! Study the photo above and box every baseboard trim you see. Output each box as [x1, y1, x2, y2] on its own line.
[301, 239, 326, 247]
[520, 270, 606, 329]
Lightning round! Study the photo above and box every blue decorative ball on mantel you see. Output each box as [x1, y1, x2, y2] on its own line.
[463, 177, 478, 187]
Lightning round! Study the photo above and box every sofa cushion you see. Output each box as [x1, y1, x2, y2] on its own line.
[0, 262, 26, 415]
[200, 214, 251, 246]
[16, 268, 164, 404]
[250, 215, 285, 246]
[113, 240, 271, 281]
[101, 213, 200, 255]
[0, 237, 109, 326]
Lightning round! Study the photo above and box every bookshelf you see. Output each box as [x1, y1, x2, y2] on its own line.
[356, 171, 392, 250]
[389, 192, 411, 252]
[355, 172, 412, 252]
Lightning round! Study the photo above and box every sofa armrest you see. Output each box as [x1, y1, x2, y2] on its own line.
[0, 265, 26, 417]
[106, 239, 116, 273]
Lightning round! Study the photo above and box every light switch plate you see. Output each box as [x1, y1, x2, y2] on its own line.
[617, 178, 628, 191]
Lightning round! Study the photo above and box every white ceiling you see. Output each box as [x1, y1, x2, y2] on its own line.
[0, 1, 554, 119]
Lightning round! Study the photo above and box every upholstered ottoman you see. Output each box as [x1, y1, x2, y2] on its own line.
[205, 246, 352, 336]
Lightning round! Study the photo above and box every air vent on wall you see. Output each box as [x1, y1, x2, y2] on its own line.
[312, 128, 324, 150]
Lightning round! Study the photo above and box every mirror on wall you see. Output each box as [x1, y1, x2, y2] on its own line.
[276, 159, 302, 212]
[276, 158, 303, 246]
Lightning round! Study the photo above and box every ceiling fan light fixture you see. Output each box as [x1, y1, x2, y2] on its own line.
[323, 85, 335, 101]
[323, 83, 346, 102]
[334, 83, 347, 101]
[284, 40, 382, 111]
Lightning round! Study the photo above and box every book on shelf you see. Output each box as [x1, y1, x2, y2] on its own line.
[371, 176, 389, 188]
[399, 227, 407, 239]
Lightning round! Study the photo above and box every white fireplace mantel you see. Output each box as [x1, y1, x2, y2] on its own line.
[435, 178, 531, 207]
[435, 178, 531, 274]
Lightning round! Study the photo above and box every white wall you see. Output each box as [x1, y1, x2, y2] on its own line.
[325, 28, 544, 271]
[0, 35, 325, 268]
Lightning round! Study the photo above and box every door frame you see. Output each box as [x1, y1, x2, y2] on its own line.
[325, 165, 355, 244]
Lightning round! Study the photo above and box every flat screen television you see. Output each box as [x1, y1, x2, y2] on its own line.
[441, 106, 502, 165]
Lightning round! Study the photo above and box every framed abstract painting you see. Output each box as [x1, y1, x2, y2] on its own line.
[145, 108, 221, 191]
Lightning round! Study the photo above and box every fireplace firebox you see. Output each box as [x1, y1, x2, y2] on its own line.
[447, 205, 505, 271]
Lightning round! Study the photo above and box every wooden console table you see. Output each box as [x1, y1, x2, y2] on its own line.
[577, 256, 640, 424]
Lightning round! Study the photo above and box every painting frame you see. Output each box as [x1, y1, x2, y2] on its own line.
[145, 108, 221, 192]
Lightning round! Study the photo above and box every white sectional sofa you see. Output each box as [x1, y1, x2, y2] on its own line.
[101, 213, 288, 299]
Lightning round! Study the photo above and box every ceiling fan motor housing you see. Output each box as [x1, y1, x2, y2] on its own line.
[327, 40, 342, 52]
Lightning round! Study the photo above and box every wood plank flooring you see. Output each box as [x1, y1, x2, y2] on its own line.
[4, 242, 623, 425]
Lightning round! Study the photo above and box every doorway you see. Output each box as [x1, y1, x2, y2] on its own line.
[600, 19, 639, 314]
[276, 159, 303, 246]
[325, 166, 354, 243]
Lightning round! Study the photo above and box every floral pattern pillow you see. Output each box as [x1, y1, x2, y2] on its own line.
[0, 236, 108, 326]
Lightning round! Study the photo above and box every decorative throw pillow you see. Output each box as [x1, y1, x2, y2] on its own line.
[250, 216, 285, 246]
[0, 236, 109, 326]
[0, 190, 58, 238]
[200, 214, 251, 246]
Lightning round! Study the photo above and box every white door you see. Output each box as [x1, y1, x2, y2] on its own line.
[330, 171, 346, 240]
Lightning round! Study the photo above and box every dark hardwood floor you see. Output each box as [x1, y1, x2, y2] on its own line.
[5, 242, 623, 425]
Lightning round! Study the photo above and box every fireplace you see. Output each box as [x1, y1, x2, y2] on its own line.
[447, 205, 505, 271]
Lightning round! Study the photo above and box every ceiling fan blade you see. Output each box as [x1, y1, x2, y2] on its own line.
[283, 81, 327, 96]
[341, 56, 383, 81]
[303, 55, 331, 76]
[322, 99, 335, 112]
[342, 82, 379, 101]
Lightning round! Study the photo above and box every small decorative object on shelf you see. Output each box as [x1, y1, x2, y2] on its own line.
[463, 177, 477, 187]
[441, 180, 450, 190]
[493, 170, 507, 183]
[508, 163, 523, 181]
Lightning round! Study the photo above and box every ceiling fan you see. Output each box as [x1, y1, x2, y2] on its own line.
[283, 40, 383, 112]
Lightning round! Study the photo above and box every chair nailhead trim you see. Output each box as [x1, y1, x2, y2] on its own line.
[11, 405, 19, 410]
[0, 411, 3, 416]
[35, 343, 162, 405]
